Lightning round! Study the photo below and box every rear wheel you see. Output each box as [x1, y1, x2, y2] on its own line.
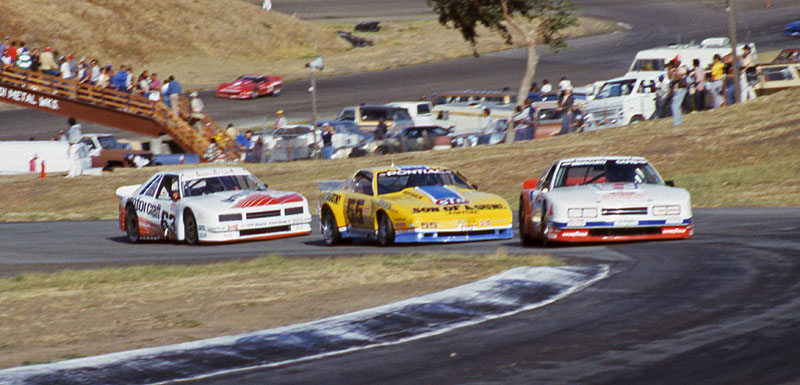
[321, 208, 342, 245]
[539, 202, 549, 247]
[184, 210, 199, 245]
[125, 205, 140, 243]
[377, 213, 395, 246]
[519, 200, 534, 246]
[272, 87, 282, 96]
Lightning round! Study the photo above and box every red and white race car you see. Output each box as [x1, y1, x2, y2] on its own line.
[215, 74, 283, 99]
[519, 156, 693, 245]
[117, 167, 311, 244]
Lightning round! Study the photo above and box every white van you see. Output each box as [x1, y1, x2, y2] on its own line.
[626, 37, 756, 76]
[432, 102, 514, 135]
[387, 101, 435, 126]
[581, 73, 661, 131]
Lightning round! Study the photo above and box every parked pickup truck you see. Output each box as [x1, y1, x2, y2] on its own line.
[79, 134, 152, 170]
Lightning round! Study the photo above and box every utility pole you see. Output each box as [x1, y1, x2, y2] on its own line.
[306, 56, 324, 156]
[726, 0, 741, 103]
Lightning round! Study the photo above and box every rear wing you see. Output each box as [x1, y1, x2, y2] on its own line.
[318, 180, 346, 192]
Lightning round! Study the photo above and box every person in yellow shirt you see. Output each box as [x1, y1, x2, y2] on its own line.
[709, 54, 725, 108]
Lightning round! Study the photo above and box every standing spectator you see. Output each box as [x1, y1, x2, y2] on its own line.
[740, 45, 758, 102]
[558, 77, 571, 92]
[68, 54, 78, 79]
[558, 86, 574, 134]
[692, 58, 706, 111]
[528, 83, 542, 102]
[540, 79, 552, 93]
[39, 47, 59, 76]
[479, 108, 494, 134]
[236, 129, 254, 148]
[66, 117, 84, 178]
[110, 65, 128, 91]
[7, 41, 17, 63]
[708, 54, 724, 108]
[668, 58, 688, 126]
[124, 65, 135, 92]
[321, 123, 334, 159]
[189, 92, 204, 128]
[59, 56, 72, 80]
[136, 71, 150, 96]
[1, 49, 12, 66]
[97, 66, 110, 88]
[89, 59, 101, 84]
[250, 136, 264, 163]
[0, 37, 8, 58]
[274, 110, 288, 129]
[374, 118, 387, 140]
[16, 47, 32, 70]
[29, 47, 40, 72]
[723, 62, 736, 106]
[655, 74, 670, 119]
[77, 59, 90, 84]
[203, 137, 222, 162]
[225, 123, 239, 140]
[165, 75, 182, 116]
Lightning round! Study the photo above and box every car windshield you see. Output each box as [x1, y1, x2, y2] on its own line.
[630, 59, 666, 72]
[376, 169, 472, 195]
[240, 76, 263, 82]
[97, 136, 123, 149]
[182, 174, 267, 197]
[595, 79, 638, 99]
[553, 159, 663, 188]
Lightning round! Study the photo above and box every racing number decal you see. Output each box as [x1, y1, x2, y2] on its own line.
[346, 198, 366, 226]
[160, 211, 176, 234]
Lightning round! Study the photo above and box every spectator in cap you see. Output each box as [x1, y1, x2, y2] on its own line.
[274, 109, 288, 129]
[39, 47, 59, 76]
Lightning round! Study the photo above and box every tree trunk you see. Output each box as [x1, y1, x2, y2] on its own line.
[506, 42, 539, 144]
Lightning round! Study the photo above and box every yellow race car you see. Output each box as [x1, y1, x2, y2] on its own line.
[318, 165, 513, 245]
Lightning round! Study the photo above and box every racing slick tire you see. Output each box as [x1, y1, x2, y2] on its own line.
[125, 205, 140, 243]
[321, 207, 343, 246]
[272, 88, 282, 96]
[377, 212, 395, 246]
[184, 210, 199, 245]
[519, 200, 535, 246]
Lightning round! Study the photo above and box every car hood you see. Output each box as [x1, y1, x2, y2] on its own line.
[547, 183, 689, 205]
[384, 185, 507, 208]
[184, 189, 305, 211]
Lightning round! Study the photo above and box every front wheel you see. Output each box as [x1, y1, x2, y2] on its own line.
[321, 208, 342, 245]
[125, 205, 140, 243]
[272, 87, 282, 96]
[184, 210, 199, 245]
[377, 213, 395, 246]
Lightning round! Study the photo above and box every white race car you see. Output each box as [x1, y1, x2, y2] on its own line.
[519, 156, 693, 245]
[117, 167, 312, 244]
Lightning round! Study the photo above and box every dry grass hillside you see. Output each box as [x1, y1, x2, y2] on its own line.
[0, 0, 349, 83]
[0, 1, 617, 87]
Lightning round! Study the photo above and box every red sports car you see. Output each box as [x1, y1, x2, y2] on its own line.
[215, 75, 283, 99]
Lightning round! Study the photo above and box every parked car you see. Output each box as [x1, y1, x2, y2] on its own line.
[215, 75, 283, 99]
[117, 167, 312, 244]
[79, 134, 152, 170]
[518, 156, 693, 246]
[318, 165, 513, 245]
[359, 125, 452, 155]
[335, 105, 413, 132]
[784, 21, 800, 38]
[263, 125, 316, 162]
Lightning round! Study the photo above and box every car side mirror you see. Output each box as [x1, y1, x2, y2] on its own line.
[665, 180, 675, 187]
[522, 178, 539, 190]
[471, 184, 478, 190]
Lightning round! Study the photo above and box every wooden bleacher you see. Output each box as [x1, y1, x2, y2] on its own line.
[0, 64, 240, 161]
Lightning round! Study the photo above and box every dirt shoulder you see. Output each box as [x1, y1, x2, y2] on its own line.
[0, 253, 560, 368]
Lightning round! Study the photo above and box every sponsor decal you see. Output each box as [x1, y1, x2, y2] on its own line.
[420, 222, 438, 229]
[614, 219, 638, 227]
[413, 207, 440, 213]
[233, 193, 302, 208]
[480, 219, 491, 226]
[323, 192, 342, 205]
[561, 230, 589, 237]
[415, 186, 467, 206]
[661, 227, 688, 234]
[0, 86, 60, 110]
[567, 219, 587, 227]
[403, 190, 427, 200]
[380, 168, 449, 177]
[376, 200, 392, 210]
[600, 191, 645, 201]
[131, 197, 162, 218]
